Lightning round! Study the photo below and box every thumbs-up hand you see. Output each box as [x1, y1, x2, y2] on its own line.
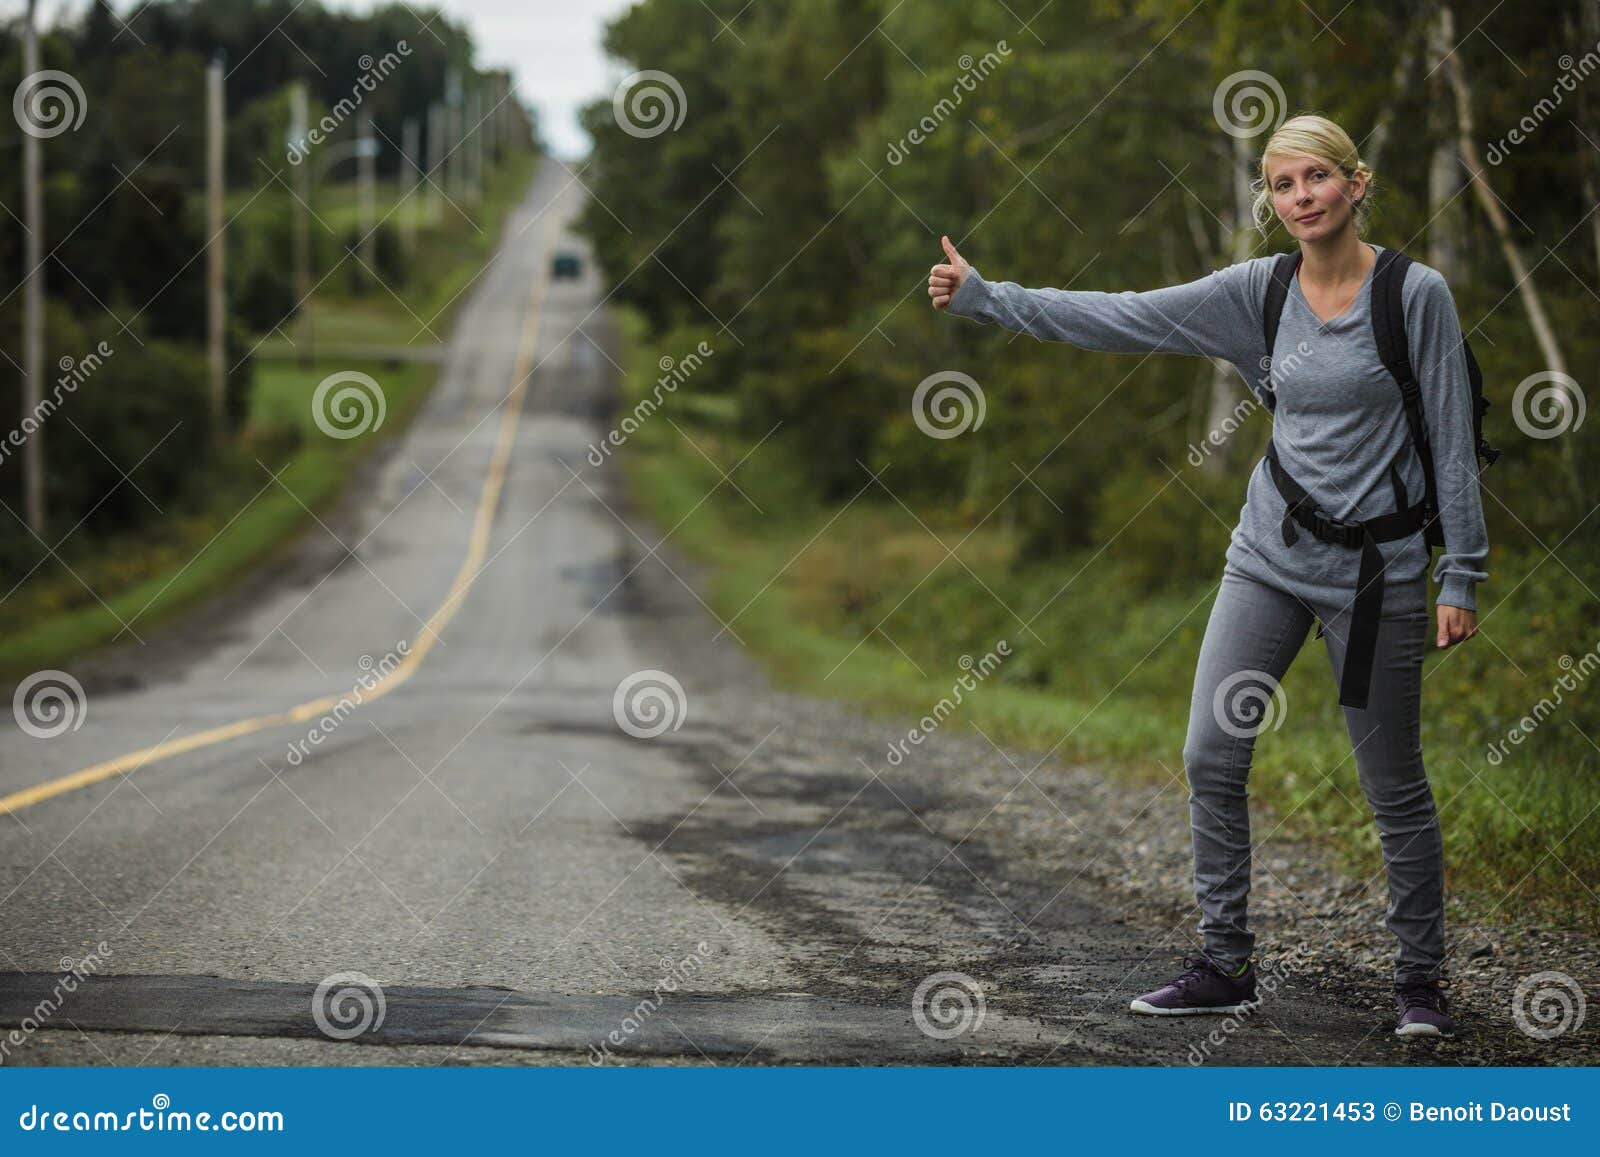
[929, 234, 971, 311]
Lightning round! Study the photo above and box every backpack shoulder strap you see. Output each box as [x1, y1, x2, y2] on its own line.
[1260, 251, 1300, 413]
[1370, 248, 1416, 389]
[1369, 247, 1446, 545]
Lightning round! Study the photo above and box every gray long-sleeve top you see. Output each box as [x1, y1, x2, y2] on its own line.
[943, 242, 1490, 615]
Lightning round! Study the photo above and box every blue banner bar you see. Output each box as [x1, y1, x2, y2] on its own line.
[1, 1066, 1595, 1151]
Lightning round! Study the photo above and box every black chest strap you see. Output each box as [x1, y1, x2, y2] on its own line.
[1263, 440, 1428, 711]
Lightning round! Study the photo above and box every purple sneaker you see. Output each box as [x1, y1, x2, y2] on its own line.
[1130, 954, 1258, 1016]
[1395, 979, 1456, 1038]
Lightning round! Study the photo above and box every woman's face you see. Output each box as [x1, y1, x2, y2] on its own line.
[1267, 153, 1364, 239]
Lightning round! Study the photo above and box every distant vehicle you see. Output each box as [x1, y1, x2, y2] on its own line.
[552, 252, 582, 280]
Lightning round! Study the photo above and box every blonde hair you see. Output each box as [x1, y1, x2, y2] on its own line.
[1249, 113, 1375, 238]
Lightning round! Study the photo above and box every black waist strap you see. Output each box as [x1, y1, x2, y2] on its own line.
[1264, 440, 1428, 711]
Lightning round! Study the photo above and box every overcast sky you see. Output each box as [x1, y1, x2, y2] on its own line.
[5, 0, 640, 159]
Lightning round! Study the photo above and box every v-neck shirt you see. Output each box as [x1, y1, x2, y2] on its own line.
[1292, 242, 1379, 328]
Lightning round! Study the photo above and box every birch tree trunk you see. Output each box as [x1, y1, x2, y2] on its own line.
[1425, 5, 1464, 280]
[1194, 133, 1261, 480]
[1437, 2, 1581, 496]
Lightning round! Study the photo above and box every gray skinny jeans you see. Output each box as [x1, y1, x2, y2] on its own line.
[1182, 562, 1445, 987]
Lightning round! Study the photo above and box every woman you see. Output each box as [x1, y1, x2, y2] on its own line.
[929, 113, 1487, 1040]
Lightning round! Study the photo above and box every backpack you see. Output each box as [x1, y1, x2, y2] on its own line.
[1259, 247, 1502, 551]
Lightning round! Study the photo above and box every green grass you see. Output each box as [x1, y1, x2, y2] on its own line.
[0, 153, 541, 680]
[611, 306, 1600, 933]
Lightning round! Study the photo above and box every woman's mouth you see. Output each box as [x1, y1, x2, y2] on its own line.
[1295, 211, 1324, 223]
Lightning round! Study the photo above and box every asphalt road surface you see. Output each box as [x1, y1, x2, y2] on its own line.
[0, 162, 1558, 1066]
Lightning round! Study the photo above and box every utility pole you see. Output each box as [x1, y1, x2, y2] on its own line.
[206, 56, 226, 437]
[21, 0, 45, 534]
[467, 88, 482, 205]
[401, 116, 420, 251]
[358, 110, 376, 287]
[445, 68, 462, 202]
[484, 76, 498, 164]
[426, 102, 444, 224]
[290, 81, 312, 365]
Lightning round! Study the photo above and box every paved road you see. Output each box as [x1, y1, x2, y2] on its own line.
[0, 162, 1551, 1066]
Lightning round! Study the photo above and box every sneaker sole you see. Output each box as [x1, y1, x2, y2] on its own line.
[1129, 998, 1260, 1016]
[1394, 1022, 1455, 1039]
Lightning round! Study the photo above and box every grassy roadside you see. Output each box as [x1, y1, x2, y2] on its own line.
[611, 305, 1600, 933]
[0, 151, 540, 681]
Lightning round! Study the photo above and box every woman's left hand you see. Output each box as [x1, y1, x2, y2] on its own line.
[1436, 605, 1478, 648]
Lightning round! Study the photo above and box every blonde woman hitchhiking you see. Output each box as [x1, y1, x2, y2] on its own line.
[930, 112, 1493, 1040]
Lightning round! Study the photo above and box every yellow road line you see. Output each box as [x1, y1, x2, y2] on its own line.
[1, 209, 563, 817]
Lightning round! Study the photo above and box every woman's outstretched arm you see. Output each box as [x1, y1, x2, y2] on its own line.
[930, 235, 1260, 368]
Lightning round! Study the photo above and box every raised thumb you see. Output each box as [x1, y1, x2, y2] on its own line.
[941, 234, 962, 264]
